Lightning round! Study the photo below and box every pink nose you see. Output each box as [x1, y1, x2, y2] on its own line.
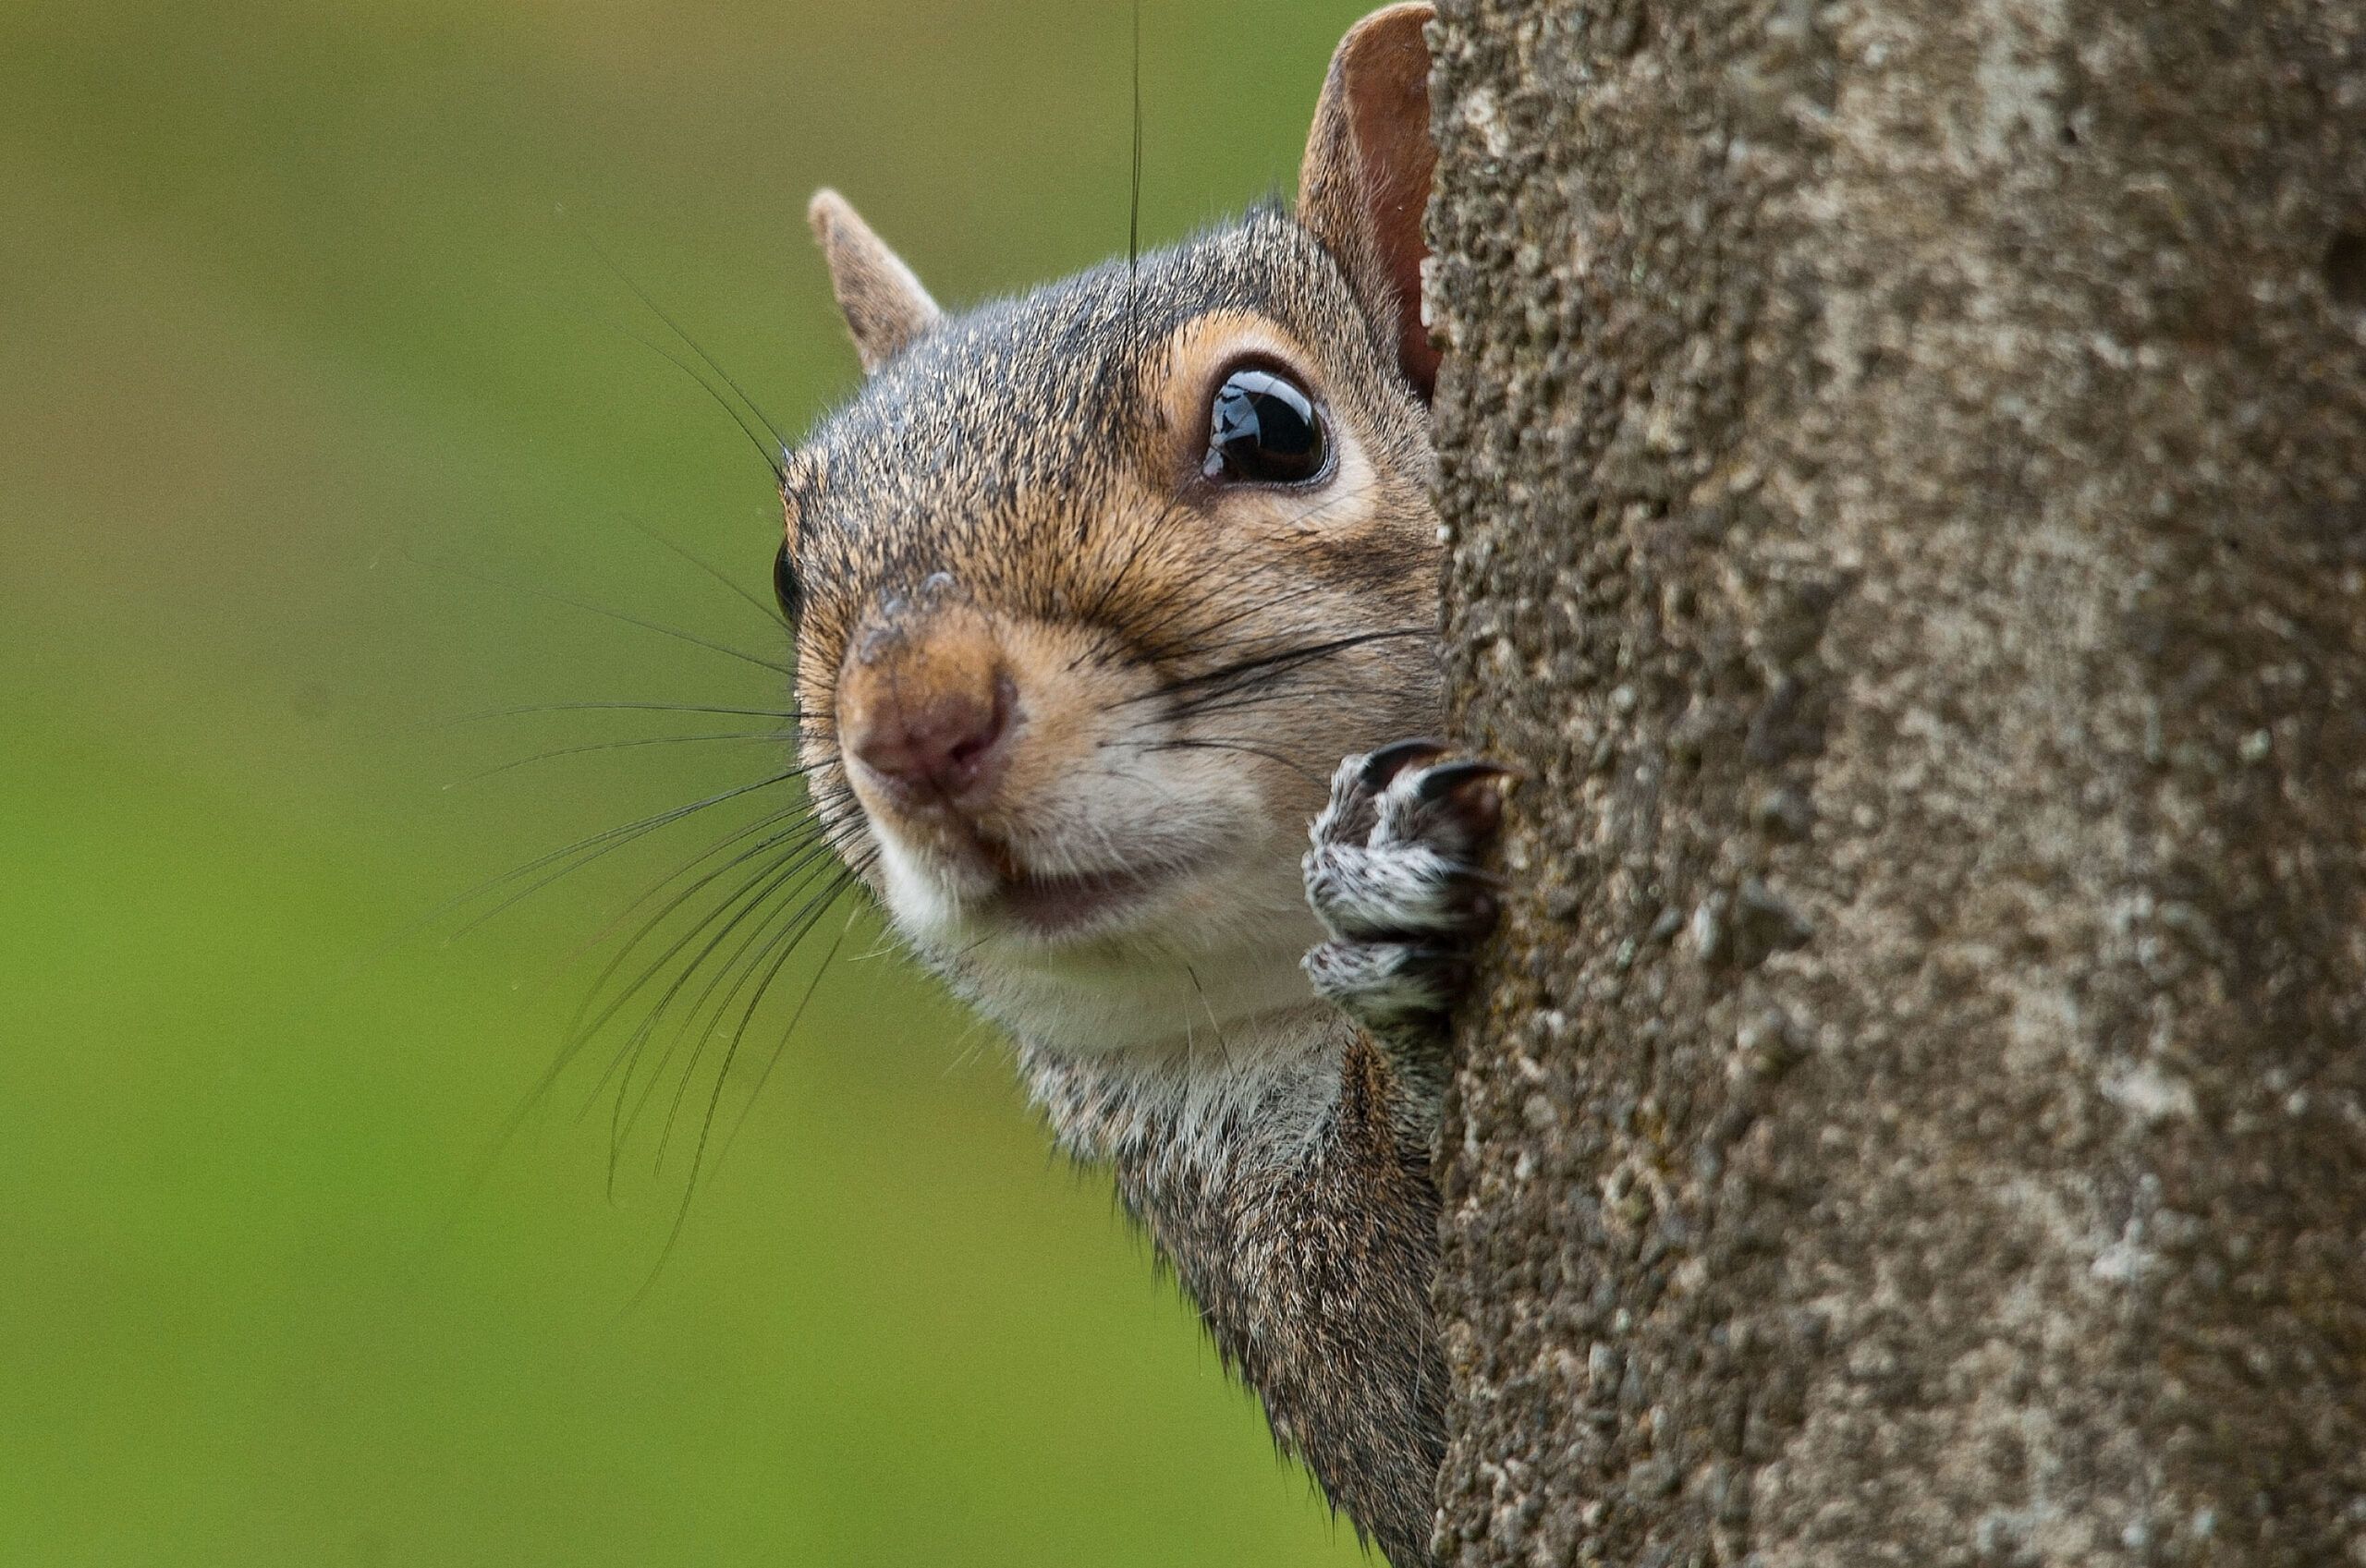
[848, 677, 1010, 803]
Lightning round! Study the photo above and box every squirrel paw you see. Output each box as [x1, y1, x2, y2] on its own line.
[1302, 740, 1506, 1067]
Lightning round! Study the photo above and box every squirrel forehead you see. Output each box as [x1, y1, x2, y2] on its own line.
[787, 213, 1376, 536]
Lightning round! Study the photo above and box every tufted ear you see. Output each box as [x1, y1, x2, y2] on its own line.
[808, 188, 941, 373]
[1298, 4, 1439, 400]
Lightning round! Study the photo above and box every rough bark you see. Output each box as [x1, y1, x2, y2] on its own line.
[1424, 2, 2366, 1563]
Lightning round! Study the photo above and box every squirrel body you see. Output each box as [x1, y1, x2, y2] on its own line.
[779, 10, 1496, 1562]
[1025, 1015, 1446, 1563]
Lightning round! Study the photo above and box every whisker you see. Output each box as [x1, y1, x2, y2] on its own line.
[441, 699, 802, 725]
[417, 551, 792, 676]
[699, 854, 882, 1170]
[651, 858, 864, 1171]
[341, 770, 806, 1002]
[1153, 584, 1343, 669]
[610, 320, 788, 484]
[569, 811, 860, 1060]
[719, 911, 861, 1163]
[1128, 626, 1432, 710]
[448, 770, 806, 941]
[596, 857, 831, 1186]
[594, 816, 861, 1051]
[1184, 963, 1235, 1073]
[580, 815, 860, 1110]
[450, 729, 796, 786]
[1126, 0, 1144, 336]
[716, 893, 867, 1164]
[603, 848, 841, 1173]
[622, 515, 792, 632]
[580, 228, 792, 456]
[1147, 736, 1325, 785]
[1168, 677, 1386, 724]
[553, 765, 843, 980]
[470, 805, 826, 1174]
[623, 857, 873, 1307]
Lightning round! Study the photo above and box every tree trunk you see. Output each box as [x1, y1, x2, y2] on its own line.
[1423, 3, 2366, 1563]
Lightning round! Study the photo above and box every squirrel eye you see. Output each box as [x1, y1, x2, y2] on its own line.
[1203, 367, 1327, 486]
[772, 542, 803, 621]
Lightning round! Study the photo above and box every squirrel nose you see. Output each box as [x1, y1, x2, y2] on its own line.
[839, 595, 1014, 810]
[848, 675, 1011, 803]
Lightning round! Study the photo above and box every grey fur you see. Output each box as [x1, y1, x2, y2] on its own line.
[780, 70, 1486, 1562]
[1022, 1023, 1446, 1568]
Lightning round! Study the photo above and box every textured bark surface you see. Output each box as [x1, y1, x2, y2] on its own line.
[1424, 2, 2366, 1563]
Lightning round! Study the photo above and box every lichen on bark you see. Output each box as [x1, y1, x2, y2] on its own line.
[1424, 2, 2366, 1562]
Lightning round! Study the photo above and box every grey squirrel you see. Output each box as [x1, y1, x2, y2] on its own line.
[781, 6, 1499, 1562]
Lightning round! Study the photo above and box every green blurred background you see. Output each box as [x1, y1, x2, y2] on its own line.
[0, 1, 1379, 1562]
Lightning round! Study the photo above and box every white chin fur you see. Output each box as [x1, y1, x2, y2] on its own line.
[966, 939, 1327, 1057]
[876, 835, 1327, 1058]
[872, 830, 975, 939]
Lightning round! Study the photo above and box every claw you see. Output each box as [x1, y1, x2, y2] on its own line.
[1410, 759, 1510, 803]
[1307, 743, 1511, 1071]
[1359, 737, 1447, 791]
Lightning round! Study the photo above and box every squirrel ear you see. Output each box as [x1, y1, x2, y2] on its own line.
[808, 188, 941, 373]
[1298, 4, 1439, 400]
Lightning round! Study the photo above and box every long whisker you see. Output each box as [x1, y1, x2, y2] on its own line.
[585, 798, 860, 1102]
[569, 811, 859, 1059]
[441, 700, 802, 724]
[623, 515, 792, 632]
[449, 770, 807, 940]
[337, 770, 805, 1001]
[601, 846, 846, 1176]
[556, 771, 842, 981]
[418, 552, 792, 677]
[1183, 963, 1235, 1072]
[1147, 736, 1325, 785]
[647, 855, 862, 1171]
[1126, 0, 1145, 334]
[718, 897, 870, 1162]
[581, 229, 793, 456]
[1129, 626, 1432, 709]
[690, 855, 875, 1169]
[469, 803, 826, 1180]
[622, 856, 873, 1308]
[578, 813, 869, 1117]
[449, 729, 796, 786]
[1167, 676, 1387, 724]
[610, 320, 787, 484]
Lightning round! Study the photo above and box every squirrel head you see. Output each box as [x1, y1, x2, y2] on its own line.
[783, 5, 1441, 1059]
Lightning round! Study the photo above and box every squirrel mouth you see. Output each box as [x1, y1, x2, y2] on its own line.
[893, 821, 1210, 941]
[988, 862, 1183, 938]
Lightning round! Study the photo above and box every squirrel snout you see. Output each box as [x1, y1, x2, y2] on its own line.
[840, 599, 1014, 812]
[848, 675, 1011, 805]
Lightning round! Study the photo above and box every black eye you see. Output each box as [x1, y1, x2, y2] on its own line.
[1203, 366, 1327, 485]
[773, 542, 802, 621]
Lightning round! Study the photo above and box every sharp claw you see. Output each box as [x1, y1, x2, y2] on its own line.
[1411, 759, 1511, 803]
[1360, 738, 1449, 791]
